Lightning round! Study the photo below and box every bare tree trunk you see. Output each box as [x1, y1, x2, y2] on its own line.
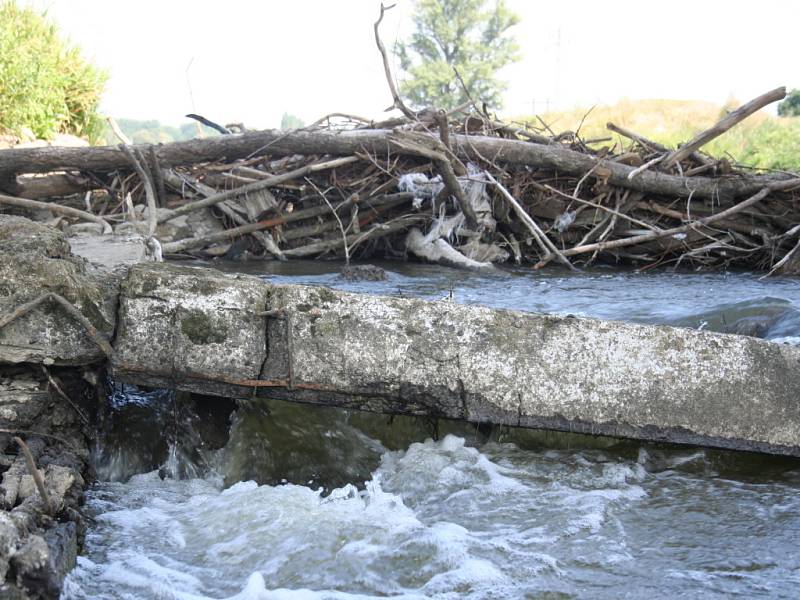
[1, 129, 792, 200]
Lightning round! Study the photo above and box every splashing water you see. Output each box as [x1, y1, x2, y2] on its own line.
[62, 420, 800, 600]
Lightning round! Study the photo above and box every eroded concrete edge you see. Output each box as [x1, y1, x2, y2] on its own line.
[110, 263, 800, 457]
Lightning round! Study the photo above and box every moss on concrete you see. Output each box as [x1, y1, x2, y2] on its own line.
[180, 309, 228, 345]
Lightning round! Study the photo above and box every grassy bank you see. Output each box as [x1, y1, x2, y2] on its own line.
[518, 98, 800, 172]
[0, 1, 106, 142]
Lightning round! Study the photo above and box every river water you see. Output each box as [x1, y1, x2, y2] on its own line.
[62, 263, 800, 599]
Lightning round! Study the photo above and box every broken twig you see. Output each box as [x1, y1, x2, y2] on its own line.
[13, 436, 53, 515]
[0, 293, 113, 358]
[0, 193, 111, 234]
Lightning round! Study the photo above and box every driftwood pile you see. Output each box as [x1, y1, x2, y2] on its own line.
[0, 5, 798, 275]
[0, 87, 798, 275]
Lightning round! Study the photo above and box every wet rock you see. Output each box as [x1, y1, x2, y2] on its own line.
[0, 377, 49, 434]
[0, 512, 17, 580]
[1, 439, 45, 510]
[0, 582, 29, 600]
[340, 264, 388, 281]
[67, 233, 148, 271]
[729, 315, 777, 337]
[186, 393, 237, 451]
[0, 363, 90, 599]
[0, 370, 88, 480]
[0, 502, 79, 599]
[0, 216, 116, 365]
[10, 533, 61, 599]
[14, 465, 82, 515]
[15, 472, 38, 507]
[0, 367, 90, 599]
[43, 522, 77, 591]
[43, 466, 82, 514]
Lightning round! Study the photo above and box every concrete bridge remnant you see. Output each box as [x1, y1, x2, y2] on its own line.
[109, 262, 800, 457]
[1, 215, 799, 459]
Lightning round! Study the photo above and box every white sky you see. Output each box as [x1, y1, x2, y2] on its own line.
[30, 0, 800, 128]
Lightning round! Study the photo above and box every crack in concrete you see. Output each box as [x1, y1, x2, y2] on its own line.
[254, 295, 271, 399]
[456, 351, 467, 419]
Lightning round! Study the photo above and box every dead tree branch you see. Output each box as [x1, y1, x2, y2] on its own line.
[374, 3, 416, 120]
[663, 87, 787, 168]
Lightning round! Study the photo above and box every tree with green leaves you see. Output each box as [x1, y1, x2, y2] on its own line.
[0, 1, 107, 141]
[778, 89, 800, 117]
[397, 0, 520, 111]
[280, 113, 306, 130]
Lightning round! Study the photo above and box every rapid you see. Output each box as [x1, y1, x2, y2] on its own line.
[62, 263, 800, 599]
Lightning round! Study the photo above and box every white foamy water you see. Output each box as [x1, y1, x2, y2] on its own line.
[62, 433, 800, 599]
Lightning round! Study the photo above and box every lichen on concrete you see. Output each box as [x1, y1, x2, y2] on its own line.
[113, 263, 271, 384]
[262, 284, 800, 455]
[180, 308, 229, 345]
[112, 269, 800, 456]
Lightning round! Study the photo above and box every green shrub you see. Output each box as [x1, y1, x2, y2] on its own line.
[778, 89, 800, 117]
[0, 1, 107, 141]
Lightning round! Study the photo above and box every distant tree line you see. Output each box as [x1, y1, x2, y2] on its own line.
[102, 119, 221, 145]
[102, 112, 307, 146]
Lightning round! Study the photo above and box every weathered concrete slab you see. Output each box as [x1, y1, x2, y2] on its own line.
[111, 263, 800, 456]
[67, 233, 147, 271]
[112, 263, 270, 390]
[0, 216, 116, 365]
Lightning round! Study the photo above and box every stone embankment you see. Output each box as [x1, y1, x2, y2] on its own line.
[1, 214, 799, 597]
[1, 216, 103, 599]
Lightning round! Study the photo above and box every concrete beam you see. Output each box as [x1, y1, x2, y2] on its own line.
[111, 263, 800, 456]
